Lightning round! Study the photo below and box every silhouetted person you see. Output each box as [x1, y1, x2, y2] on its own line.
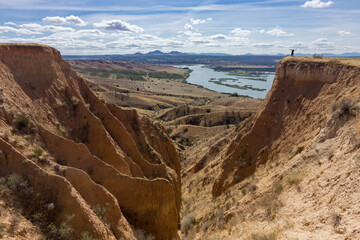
[290, 49, 296, 56]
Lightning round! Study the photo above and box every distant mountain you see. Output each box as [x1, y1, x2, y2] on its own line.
[147, 50, 165, 55]
[168, 51, 187, 55]
[332, 52, 360, 57]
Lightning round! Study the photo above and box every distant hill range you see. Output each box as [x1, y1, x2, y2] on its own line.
[63, 50, 360, 67]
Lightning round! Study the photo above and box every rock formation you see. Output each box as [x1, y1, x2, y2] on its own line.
[0, 44, 181, 240]
[212, 57, 360, 196]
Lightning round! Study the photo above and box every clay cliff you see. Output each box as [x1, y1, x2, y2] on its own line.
[212, 57, 360, 197]
[0, 44, 181, 240]
[180, 57, 360, 239]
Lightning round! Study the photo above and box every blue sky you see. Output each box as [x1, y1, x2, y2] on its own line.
[0, 0, 359, 55]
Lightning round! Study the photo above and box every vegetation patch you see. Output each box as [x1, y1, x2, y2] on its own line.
[313, 54, 323, 59]
[12, 114, 34, 134]
[91, 203, 109, 223]
[81, 68, 147, 81]
[283, 171, 302, 186]
[33, 147, 43, 158]
[250, 231, 278, 240]
[181, 212, 196, 235]
[209, 78, 266, 91]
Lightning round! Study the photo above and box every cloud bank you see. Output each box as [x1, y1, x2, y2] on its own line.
[94, 20, 143, 33]
[302, 0, 334, 8]
[42, 15, 87, 26]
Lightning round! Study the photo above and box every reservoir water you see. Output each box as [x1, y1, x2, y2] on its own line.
[180, 65, 275, 98]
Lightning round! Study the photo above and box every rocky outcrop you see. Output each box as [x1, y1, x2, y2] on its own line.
[0, 44, 181, 239]
[212, 57, 360, 196]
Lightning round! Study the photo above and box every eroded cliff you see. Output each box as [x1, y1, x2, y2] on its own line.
[212, 57, 360, 196]
[180, 57, 360, 239]
[0, 44, 181, 240]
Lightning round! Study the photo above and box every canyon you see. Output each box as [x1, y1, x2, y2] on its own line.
[0, 44, 359, 240]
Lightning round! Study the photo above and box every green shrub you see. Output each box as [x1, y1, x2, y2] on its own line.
[14, 114, 30, 132]
[6, 173, 29, 192]
[47, 215, 74, 239]
[33, 148, 43, 158]
[241, 188, 247, 195]
[32, 212, 44, 221]
[92, 203, 109, 222]
[313, 54, 323, 59]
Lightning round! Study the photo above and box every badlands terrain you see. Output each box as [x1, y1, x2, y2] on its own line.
[0, 44, 359, 240]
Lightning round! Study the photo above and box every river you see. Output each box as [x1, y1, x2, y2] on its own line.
[180, 65, 275, 98]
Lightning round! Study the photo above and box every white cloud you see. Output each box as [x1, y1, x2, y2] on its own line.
[105, 36, 184, 49]
[94, 20, 143, 33]
[183, 30, 201, 36]
[231, 28, 252, 37]
[259, 30, 266, 34]
[312, 38, 334, 49]
[190, 17, 212, 25]
[210, 34, 227, 40]
[0, 26, 43, 35]
[190, 38, 210, 44]
[252, 41, 285, 50]
[20, 23, 75, 33]
[302, 0, 334, 8]
[290, 41, 308, 49]
[43, 15, 87, 26]
[253, 42, 276, 48]
[338, 30, 353, 37]
[184, 24, 193, 31]
[266, 26, 294, 37]
[75, 29, 105, 38]
[4, 22, 17, 26]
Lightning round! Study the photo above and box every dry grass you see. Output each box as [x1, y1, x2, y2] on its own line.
[250, 231, 277, 240]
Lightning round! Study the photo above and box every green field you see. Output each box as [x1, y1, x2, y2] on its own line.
[77, 67, 185, 81]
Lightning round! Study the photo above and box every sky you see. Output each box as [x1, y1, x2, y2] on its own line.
[0, 0, 359, 55]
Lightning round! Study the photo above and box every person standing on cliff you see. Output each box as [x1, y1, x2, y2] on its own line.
[290, 49, 296, 56]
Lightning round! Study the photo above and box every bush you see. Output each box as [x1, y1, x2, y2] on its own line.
[251, 231, 277, 240]
[47, 215, 74, 240]
[333, 98, 355, 118]
[14, 114, 30, 132]
[6, 173, 29, 193]
[181, 212, 195, 233]
[284, 172, 302, 186]
[33, 148, 43, 158]
[92, 203, 109, 222]
[313, 54, 323, 59]
[273, 181, 283, 194]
